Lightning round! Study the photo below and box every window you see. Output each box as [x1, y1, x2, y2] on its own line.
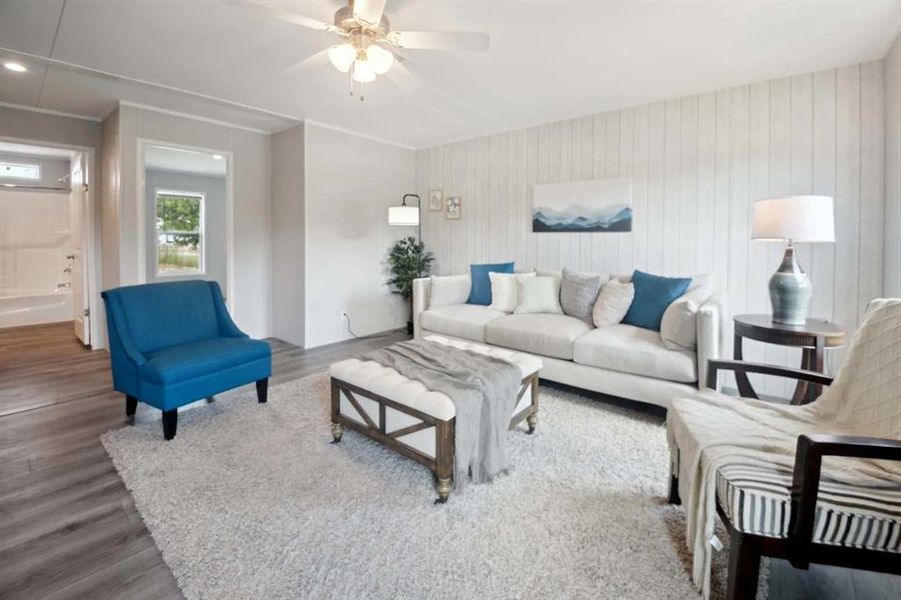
[155, 190, 204, 276]
[0, 162, 40, 180]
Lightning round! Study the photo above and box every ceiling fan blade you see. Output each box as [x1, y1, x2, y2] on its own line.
[240, 0, 341, 34]
[285, 48, 332, 74]
[384, 59, 420, 93]
[388, 31, 489, 52]
[352, 0, 387, 26]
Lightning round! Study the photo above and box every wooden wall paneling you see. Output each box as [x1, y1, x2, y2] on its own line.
[633, 105, 651, 273]
[678, 97, 699, 277]
[767, 77, 792, 396]
[618, 107, 636, 275]
[647, 102, 666, 276]
[696, 92, 717, 279]
[834, 65, 861, 354]
[859, 61, 885, 323]
[663, 99, 681, 276]
[415, 61, 884, 394]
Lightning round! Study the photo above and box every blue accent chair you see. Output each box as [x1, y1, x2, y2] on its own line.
[101, 280, 272, 440]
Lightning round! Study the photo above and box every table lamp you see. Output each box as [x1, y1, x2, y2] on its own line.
[751, 195, 835, 325]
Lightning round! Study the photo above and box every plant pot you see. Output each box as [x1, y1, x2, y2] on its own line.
[406, 320, 414, 335]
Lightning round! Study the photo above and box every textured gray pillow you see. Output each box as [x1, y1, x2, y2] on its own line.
[560, 268, 604, 323]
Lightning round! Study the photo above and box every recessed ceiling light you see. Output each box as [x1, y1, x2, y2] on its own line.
[3, 62, 27, 73]
[211, 154, 224, 160]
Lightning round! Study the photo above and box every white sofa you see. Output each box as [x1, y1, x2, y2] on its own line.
[412, 275, 729, 410]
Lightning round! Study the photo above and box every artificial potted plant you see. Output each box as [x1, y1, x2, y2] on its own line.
[387, 236, 434, 334]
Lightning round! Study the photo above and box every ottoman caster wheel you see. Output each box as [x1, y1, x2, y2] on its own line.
[526, 412, 538, 435]
[330, 422, 344, 443]
[434, 477, 452, 504]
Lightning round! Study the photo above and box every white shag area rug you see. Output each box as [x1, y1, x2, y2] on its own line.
[102, 373, 765, 600]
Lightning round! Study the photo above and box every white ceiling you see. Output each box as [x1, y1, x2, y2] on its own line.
[1, 0, 900, 149]
[144, 144, 227, 177]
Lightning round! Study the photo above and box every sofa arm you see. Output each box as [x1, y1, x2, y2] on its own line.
[412, 277, 431, 340]
[208, 281, 248, 338]
[697, 292, 729, 391]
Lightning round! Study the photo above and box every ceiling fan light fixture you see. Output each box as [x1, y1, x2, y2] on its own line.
[367, 45, 394, 75]
[352, 59, 376, 83]
[327, 43, 356, 73]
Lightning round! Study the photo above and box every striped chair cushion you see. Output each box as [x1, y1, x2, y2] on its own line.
[715, 462, 901, 552]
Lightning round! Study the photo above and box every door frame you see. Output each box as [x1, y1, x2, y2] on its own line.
[0, 135, 101, 348]
[136, 138, 235, 309]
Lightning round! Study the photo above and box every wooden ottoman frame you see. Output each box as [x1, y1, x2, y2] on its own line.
[330, 371, 539, 503]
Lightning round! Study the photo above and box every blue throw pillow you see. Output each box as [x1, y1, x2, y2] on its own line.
[622, 270, 692, 331]
[467, 262, 515, 305]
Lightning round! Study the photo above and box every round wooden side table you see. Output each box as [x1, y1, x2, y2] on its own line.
[732, 314, 847, 405]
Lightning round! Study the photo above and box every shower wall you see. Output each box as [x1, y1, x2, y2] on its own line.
[0, 188, 73, 298]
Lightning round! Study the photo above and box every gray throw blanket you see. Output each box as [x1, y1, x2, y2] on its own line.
[361, 340, 522, 489]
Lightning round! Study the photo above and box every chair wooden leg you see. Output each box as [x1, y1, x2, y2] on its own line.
[256, 378, 268, 403]
[667, 474, 681, 505]
[162, 409, 178, 440]
[126, 395, 138, 420]
[726, 530, 761, 600]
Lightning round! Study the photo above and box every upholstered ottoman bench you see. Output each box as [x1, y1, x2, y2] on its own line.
[328, 335, 542, 502]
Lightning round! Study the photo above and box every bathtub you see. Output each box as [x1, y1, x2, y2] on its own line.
[0, 289, 73, 329]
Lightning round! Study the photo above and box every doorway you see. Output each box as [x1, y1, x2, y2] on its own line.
[0, 139, 98, 347]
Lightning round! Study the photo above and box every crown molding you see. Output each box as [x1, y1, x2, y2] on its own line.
[0, 100, 101, 123]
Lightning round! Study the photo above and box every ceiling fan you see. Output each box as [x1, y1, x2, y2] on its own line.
[245, 0, 490, 99]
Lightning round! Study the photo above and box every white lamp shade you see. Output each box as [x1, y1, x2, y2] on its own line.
[367, 45, 394, 75]
[327, 44, 356, 73]
[751, 195, 835, 243]
[352, 59, 376, 83]
[389, 205, 419, 226]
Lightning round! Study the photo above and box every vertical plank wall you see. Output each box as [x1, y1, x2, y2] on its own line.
[415, 62, 884, 396]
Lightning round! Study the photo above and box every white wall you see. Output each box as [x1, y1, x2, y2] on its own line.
[271, 124, 305, 346]
[108, 104, 273, 338]
[415, 62, 885, 397]
[885, 32, 901, 298]
[0, 189, 71, 296]
[304, 123, 416, 348]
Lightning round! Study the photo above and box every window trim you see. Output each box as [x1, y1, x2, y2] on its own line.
[0, 161, 41, 181]
[153, 188, 206, 278]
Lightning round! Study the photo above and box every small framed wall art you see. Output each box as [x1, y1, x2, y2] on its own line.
[446, 196, 461, 220]
[428, 189, 443, 211]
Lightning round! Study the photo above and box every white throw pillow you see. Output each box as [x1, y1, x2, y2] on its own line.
[659, 283, 715, 350]
[429, 275, 471, 307]
[489, 272, 535, 313]
[592, 279, 634, 327]
[515, 276, 563, 314]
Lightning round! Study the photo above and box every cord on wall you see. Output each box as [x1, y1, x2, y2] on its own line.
[342, 312, 404, 340]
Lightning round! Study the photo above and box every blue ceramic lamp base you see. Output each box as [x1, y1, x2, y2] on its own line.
[769, 245, 812, 326]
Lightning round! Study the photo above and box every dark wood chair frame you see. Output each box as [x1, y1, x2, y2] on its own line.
[330, 371, 539, 503]
[668, 359, 901, 600]
[126, 378, 268, 440]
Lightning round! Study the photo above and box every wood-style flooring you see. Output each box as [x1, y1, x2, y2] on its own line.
[0, 322, 894, 599]
[0, 322, 406, 599]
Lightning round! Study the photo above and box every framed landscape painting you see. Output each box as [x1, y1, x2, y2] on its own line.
[531, 177, 633, 232]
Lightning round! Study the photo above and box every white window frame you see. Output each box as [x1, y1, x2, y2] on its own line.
[0, 161, 41, 181]
[153, 189, 206, 277]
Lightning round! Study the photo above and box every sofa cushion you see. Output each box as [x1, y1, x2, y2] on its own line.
[429, 275, 471, 307]
[573, 324, 697, 382]
[560, 268, 604, 323]
[141, 337, 272, 385]
[485, 314, 592, 360]
[467, 262, 514, 305]
[622, 270, 692, 331]
[420, 304, 506, 342]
